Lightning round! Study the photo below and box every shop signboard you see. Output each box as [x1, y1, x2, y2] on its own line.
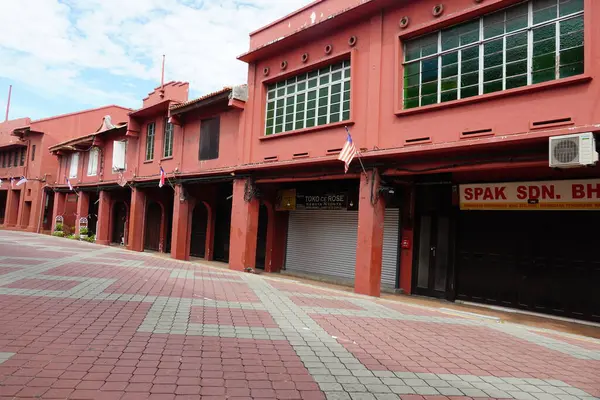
[459, 179, 600, 210]
[276, 189, 350, 211]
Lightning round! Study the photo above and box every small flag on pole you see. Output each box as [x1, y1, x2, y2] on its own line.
[16, 176, 27, 186]
[65, 176, 73, 191]
[159, 166, 166, 188]
[338, 129, 358, 173]
[0, 178, 3, 187]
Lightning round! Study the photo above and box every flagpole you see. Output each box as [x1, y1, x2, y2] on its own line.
[344, 126, 368, 178]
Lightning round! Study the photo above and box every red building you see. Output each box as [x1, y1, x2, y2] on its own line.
[7, 0, 597, 323]
[230, 0, 599, 322]
[0, 106, 131, 233]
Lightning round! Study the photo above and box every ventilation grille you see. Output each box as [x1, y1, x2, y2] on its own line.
[551, 137, 579, 165]
[405, 137, 431, 145]
[327, 148, 343, 155]
[293, 152, 309, 159]
[531, 117, 573, 129]
[461, 128, 493, 138]
[263, 156, 278, 162]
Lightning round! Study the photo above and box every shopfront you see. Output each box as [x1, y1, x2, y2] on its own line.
[278, 181, 401, 289]
[456, 179, 600, 322]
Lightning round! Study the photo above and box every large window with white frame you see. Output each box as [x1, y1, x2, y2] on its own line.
[265, 60, 351, 135]
[402, 0, 584, 109]
[69, 153, 79, 178]
[163, 119, 174, 158]
[145, 122, 155, 161]
[87, 147, 99, 176]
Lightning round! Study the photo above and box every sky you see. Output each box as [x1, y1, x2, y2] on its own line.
[0, 0, 313, 121]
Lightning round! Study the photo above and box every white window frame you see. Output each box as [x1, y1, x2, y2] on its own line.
[69, 153, 79, 179]
[112, 140, 127, 171]
[163, 119, 174, 158]
[87, 147, 99, 176]
[145, 122, 155, 161]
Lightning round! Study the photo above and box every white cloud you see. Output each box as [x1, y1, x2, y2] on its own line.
[0, 0, 312, 116]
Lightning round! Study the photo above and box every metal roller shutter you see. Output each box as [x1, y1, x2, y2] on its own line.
[381, 208, 400, 289]
[286, 210, 358, 281]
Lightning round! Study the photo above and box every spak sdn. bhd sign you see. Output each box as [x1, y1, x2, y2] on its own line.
[459, 179, 600, 210]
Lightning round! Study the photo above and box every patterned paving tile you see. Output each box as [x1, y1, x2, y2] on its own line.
[189, 307, 279, 328]
[1, 278, 81, 291]
[290, 296, 365, 311]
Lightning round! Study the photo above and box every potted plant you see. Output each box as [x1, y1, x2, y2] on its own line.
[52, 223, 65, 237]
[79, 227, 89, 240]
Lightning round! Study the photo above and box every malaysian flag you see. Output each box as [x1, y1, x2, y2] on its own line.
[159, 166, 166, 188]
[65, 176, 73, 191]
[338, 129, 358, 173]
[0, 178, 3, 187]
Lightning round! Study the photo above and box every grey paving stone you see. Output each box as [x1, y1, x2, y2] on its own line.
[437, 374, 462, 381]
[374, 394, 400, 400]
[462, 388, 489, 397]
[532, 393, 559, 400]
[517, 384, 546, 393]
[373, 371, 396, 378]
[349, 394, 376, 400]
[540, 386, 568, 394]
[403, 379, 428, 387]
[413, 386, 439, 395]
[337, 376, 360, 384]
[544, 380, 571, 387]
[364, 384, 391, 393]
[513, 392, 538, 400]
[325, 392, 351, 400]
[389, 386, 415, 395]
[484, 389, 513, 398]
[426, 379, 452, 388]
[381, 378, 404, 386]
[358, 377, 383, 385]
[560, 387, 590, 396]
[394, 372, 418, 379]
[319, 382, 344, 391]
[437, 387, 464, 396]
[495, 383, 521, 392]
[342, 384, 367, 392]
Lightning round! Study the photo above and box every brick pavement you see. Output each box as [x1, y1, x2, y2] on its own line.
[0, 230, 598, 400]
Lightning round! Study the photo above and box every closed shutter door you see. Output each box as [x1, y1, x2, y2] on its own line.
[286, 210, 358, 281]
[381, 208, 400, 289]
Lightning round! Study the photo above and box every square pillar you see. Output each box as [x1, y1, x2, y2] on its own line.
[399, 185, 415, 294]
[204, 202, 215, 261]
[51, 192, 66, 232]
[127, 187, 146, 252]
[229, 178, 259, 271]
[171, 185, 192, 261]
[355, 169, 385, 297]
[3, 188, 15, 227]
[75, 191, 90, 235]
[96, 191, 111, 245]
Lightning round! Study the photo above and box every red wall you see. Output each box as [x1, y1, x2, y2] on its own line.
[240, 0, 600, 166]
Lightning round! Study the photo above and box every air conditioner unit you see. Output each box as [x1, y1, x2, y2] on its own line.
[549, 132, 598, 168]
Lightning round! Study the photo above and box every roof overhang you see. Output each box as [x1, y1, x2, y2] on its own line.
[11, 126, 43, 139]
[49, 124, 127, 153]
[169, 91, 231, 117]
[129, 99, 173, 119]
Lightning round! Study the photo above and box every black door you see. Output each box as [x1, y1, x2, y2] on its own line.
[112, 202, 127, 244]
[255, 204, 268, 269]
[413, 184, 454, 299]
[190, 204, 208, 258]
[144, 202, 162, 251]
[0, 191, 7, 225]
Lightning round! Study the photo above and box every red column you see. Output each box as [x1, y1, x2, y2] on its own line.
[51, 192, 66, 232]
[171, 185, 192, 261]
[264, 203, 287, 273]
[354, 169, 385, 297]
[399, 185, 415, 294]
[3, 188, 16, 227]
[229, 178, 259, 271]
[127, 187, 146, 252]
[75, 191, 90, 235]
[96, 191, 111, 245]
[204, 201, 215, 261]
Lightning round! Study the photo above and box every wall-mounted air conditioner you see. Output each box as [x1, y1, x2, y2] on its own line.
[549, 132, 598, 168]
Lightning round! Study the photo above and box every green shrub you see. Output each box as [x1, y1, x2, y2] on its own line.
[84, 234, 96, 243]
[52, 231, 65, 237]
[54, 223, 63, 232]
[79, 227, 89, 235]
[67, 234, 77, 240]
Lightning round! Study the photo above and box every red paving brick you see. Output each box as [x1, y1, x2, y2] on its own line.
[0, 267, 20, 276]
[382, 301, 463, 318]
[1, 278, 81, 291]
[289, 296, 364, 310]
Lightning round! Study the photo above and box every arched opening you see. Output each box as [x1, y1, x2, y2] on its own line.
[0, 190, 8, 225]
[144, 201, 162, 251]
[255, 204, 268, 269]
[111, 201, 128, 245]
[190, 202, 208, 258]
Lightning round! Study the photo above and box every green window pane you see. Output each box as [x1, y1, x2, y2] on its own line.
[285, 105, 294, 114]
[331, 71, 342, 82]
[532, 53, 556, 72]
[307, 100, 316, 109]
[533, 0, 558, 24]
[296, 102, 305, 112]
[442, 63, 458, 79]
[306, 118, 315, 128]
[441, 90, 458, 103]
[506, 60, 527, 76]
[275, 125, 283, 134]
[484, 80, 503, 94]
[331, 103, 341, 114]
[308, 78, 318, 88]
[319, 66, 331, 75]
[460, 21, 480, 45]
[331, 83, 341, 94]
[296, 93, 305, 102]
[267, 91, 275, 100]
[332, 62, 343, 71]
[421, 59, 438, 83]
[405, 41, 421, 61]
[265, 126, 273, 135]
[330, 113, 340, 123]
[441, 29, 459, 51]
[560, 62, 584, 78]
[462, 57, 479, 74]
[442, 51, 458, 65]
[319, 87, 328, 97]
[275, 116, 283, 125]
[297, 82, 306, 91]
[561, 30, 584, 51]
[343, 101, 350, 112]
[404, 62, 420, 86]
[331, 93, 341, 104]
[306, 109, 316, 119]
[343, 91, 351, 102]
[421, 34, 438, 57]
[485, 52, 503, 68]
[533, 38, 556, 57]
[560, 0, 583, 16]
[276, 99, 284, 108]
[441, 77, 458, 91]
[344, 81, 351, 91]
[319, 75, 329, 85]
[506, 75, 527, 89]
[318, 106, 328, 117]
[461, 71, 479, 87]
[286, 95, 295, 105]
[266, 110, 274, 119]
[506, 45, 527, 63]
[267, 83, 276, 91]
[461, 46, 479, 61]
[404, 86, 419, 99]
[560, 46, 584, 65]
[267, 101, 275, 111]
[295, 121, 304, 130]
[404, 98, 419, 109]
[307, 90, 317, 101]
[532, 68, 556, 84]
[308, 70, 318, 79]
[295, 112, 305, 122]
[561, 15, 584, 36]
[285, 123, 293, 132]
[507, 31, 527, 47]
[534, 24, 556, 42]
[277, 88, 285, 97]
[266, 118, 274, 128]
[276, 81, 285, 88]
[506, 3, 528, 32]
[484, 66, 503, 82]
[421, 94, 437, 106]
[484, 12, 505, 39]
[461, 85, 479, 99]
[421, 81, 437, 96]
[342, 111, 350, 120]
[286, 77, 296, 85]
[343, 60, 351, 68]
[484, 39, 503, 55]
[317, 116, 328, 126]
[318, 97, 328, 107]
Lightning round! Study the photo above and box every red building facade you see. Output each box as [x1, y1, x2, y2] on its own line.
[3, 0, 598, 322]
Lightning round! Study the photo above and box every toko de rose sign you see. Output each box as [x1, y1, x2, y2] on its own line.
[459, 179, 600, 210]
